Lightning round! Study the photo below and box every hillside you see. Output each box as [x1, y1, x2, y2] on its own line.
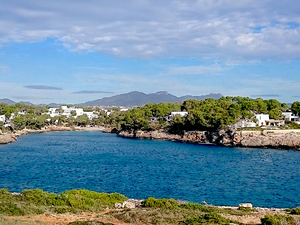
[0, 98, 16, 105]
[82, 91, 222, 106]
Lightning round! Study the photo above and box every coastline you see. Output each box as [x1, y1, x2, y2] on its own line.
[0, 189, 298, 225]
[117, 129, 300, 150]
[2, 125, 300, 150]
[0, 125, 106, 144]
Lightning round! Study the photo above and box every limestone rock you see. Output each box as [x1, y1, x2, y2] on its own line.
[238, 203, 253, 209]
[114, 199, 143, 209]
[118, 129, 300, 150]
[122, 201, 136, 209]
[0, 134, 17, 144]
[114, 203, 122, 209]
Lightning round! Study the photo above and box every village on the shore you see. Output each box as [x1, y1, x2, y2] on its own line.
[0, 104, 300, 130]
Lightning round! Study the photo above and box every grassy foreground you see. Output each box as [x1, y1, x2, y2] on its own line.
[0, 189, 299, 225]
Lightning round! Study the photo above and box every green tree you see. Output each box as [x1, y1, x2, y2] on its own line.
[122, 108, 149, 132]
[70, 110, 77, 117]
[265, 99, 281, 111]
[55, 108, 63, 114]
[291, 101, 300, 115]
[75, 115, 90, 126]
[269, 109, 283, 120]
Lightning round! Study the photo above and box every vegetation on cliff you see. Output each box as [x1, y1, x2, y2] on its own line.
[119, 97, 290, 133]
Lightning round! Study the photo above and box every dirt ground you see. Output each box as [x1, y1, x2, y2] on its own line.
[4, 210, 129, 225]
[3, 208, 300, 225]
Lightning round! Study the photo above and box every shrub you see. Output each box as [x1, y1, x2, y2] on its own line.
[0, 189, 12, 201]
[53, 206, 76, 214]
[179, 203, 210, 211]
[0, 203, 24, 216]
[61, 189, 127, 210]
[182, 212, 233, 225]
[68, 222, 115, 225]
[21, 189, 50, 205]
[21, 189, 66, 206]
[142, 197, 178, 209]
[261, 214, 295, 225]
[290, 207, 300, 215]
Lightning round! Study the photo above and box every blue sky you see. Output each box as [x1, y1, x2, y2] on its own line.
[0, 0, 300, 104]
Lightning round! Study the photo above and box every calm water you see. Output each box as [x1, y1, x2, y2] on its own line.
[0, 131, 299, 208]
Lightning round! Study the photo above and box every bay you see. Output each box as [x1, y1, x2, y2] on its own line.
[0, 131, 299, 208]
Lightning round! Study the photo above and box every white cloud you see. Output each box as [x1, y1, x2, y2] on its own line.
[0, 0, 300, 59]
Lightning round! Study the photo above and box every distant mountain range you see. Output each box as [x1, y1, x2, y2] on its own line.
[0, 98, 33, 105]
[0, 98, 16, 105]
[0, 91, 223, 107]
[81, 91, 223, 106]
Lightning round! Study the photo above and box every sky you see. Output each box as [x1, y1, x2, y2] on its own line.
[1, 0, 300, 104]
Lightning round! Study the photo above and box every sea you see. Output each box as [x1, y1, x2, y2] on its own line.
[0, 131, 299, 208]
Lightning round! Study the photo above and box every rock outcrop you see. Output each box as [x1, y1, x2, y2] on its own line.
[114, 199, 143, 209]
[238, 203, 253, 209]
[0, 134, 18, 144]
[118, 129, 300, 150]
[231, 130, 300, 149]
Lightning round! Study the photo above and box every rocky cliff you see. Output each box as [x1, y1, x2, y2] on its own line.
[0, 133, 18, 144]
[230, 130, 300, 149]
[118, 129, 300, 150]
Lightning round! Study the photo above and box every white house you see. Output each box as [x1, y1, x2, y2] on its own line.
[61, 106, 83, 118]
[170, 112, 188, 117]
[231, 119, 257, 129]
[83, 111, 98, 120]
[255, 114, 269, 126]
[282, 112, 300, 122]
[74, 108, 84, 117]
[255, 114, 285, 127]
[0, 115, 5, 123]
[48, 108, 60, 117]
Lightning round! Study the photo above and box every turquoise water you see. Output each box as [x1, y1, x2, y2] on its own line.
[0, 131, 299, 208]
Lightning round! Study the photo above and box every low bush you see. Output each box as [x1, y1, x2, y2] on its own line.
[68, 222, 114, 225]
[261, 214, 295, 225]
[179, 203, 212, 212]
[21, 189, 66, 206]
[290, 207, 300, 215]
[142, 197, 179, 209]
[0, 189, 127, 216]
[182, 212, 233, 225]
[0, 189, 12, 201]
[0, 203, 24, 216]
[61, 190, 127, 210]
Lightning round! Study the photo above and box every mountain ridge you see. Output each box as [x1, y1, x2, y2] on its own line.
[0, 91, 223, 107]
[81, 91, 223, 106]
[0, 98, 16, 105]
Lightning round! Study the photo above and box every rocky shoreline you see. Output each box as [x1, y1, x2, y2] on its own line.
[117, 129, 300, 150]
[0, 126, 105, 144]
[2, 125, 300, 150]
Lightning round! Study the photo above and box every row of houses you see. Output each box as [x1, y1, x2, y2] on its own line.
[1, 108, 300, 128]
[234, 111, 300, 128]
[170, 111, 300, 128]
[48, 106, 99, 120]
